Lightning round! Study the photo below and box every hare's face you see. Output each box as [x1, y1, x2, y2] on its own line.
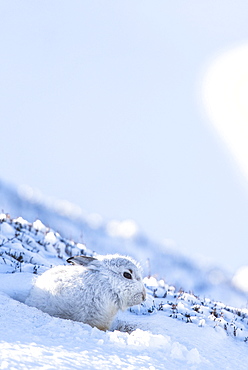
[66, 254, 146, 311]
[104, 257, 146, 310]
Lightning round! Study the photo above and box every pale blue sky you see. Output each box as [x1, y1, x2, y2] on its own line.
[1, 1, 248, 272]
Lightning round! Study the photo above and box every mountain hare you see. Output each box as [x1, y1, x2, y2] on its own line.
[25, 254, 146, 331]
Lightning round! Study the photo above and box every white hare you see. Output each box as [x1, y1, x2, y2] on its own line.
[25, 254, 146, 331]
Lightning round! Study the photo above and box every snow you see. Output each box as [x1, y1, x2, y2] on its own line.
[106, 219, 139, 239]
[232, 266, 248, 293]
[1, 213, 248, 369]
[0, 289, 204, 370]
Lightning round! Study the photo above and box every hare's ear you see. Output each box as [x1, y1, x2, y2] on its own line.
[67, 256, 101, 269]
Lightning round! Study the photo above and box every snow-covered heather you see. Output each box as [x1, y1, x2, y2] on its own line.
[1, 215, 248, 369]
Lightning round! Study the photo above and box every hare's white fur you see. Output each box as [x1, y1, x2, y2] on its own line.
[25, 254, 146, 331]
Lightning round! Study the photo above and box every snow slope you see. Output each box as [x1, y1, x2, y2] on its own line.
[1, 214, 248, 369]
[0, 179, 247, 308]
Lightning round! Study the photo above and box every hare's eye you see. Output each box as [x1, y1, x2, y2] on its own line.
[123, 271, 132, 279]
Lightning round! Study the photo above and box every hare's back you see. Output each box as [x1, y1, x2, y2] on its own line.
[35, 265, 87, 292]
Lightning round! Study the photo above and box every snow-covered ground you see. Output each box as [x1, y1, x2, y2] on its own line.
[0, 179, 247, 306]
[1, 209, 248, 369]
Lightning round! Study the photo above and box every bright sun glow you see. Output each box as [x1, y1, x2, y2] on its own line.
[202, 43, 248, 183]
